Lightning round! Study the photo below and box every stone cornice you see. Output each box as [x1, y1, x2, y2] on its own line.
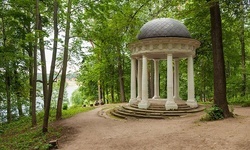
[129, 37, 200, 59]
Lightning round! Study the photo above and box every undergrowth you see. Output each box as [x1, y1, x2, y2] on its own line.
[0, 106, 94, 150]
[228, 97, 250, 107]
[201, 105, 224, 121]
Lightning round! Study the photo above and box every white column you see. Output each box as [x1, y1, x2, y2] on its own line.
[165, 54, 178, 110]
[138, 55, 150, 109]
[186, 55, 198, 108]
[173, 59, 181, 101]
[129, 58, 137, 105]
[153, 59, 160, 99]
[137, 59, 142, 101]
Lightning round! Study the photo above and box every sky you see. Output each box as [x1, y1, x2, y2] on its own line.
[41, 40, 92, 74]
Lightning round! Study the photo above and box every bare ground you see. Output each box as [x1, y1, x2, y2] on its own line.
[54, 104, 250, 150]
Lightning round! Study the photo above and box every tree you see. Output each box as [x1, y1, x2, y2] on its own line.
[239, 1, 246, 96]
[31, 0, 40, 126]
[0, 0, 36, 123]
[56, 0, 72, 120]
[71, 88, 84, 106]
[209, 0, 231, 118]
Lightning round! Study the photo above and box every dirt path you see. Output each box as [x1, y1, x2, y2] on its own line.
[54, 105, 250, 150]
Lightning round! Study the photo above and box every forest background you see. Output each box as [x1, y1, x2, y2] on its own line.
[0, 0, 250, 138]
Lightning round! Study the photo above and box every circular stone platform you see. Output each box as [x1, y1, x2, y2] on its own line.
[110, 100, 205, 119]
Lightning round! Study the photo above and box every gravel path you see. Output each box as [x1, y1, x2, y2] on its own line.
[54, 105, 250, 150]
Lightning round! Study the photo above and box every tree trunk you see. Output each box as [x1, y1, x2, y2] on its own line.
[27, 17, 33, 116]
[102, 84, 105, 104]
[105, 85, 109, 104]
[5, 70, 11, 123]
[117, 49, 125, 103]
[38, 15, 48, 110]
[42, 0, 59, 132]
[209, 0, 231, 118]
[111, 65, 115, 103]
[17, 97, 23, 117]
[56, 0, 72, 120]
[98, 80, 102, 104]
[1, 14, 11, 123]
[31, 0, 40, 127]
[240, 3, 246, 96]
[116, 82, 120, 103]
[111, 85, 114, 103]
[28, 40, 33, 116]
[14, 68, 23, 117]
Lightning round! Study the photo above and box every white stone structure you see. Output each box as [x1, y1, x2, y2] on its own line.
[129, 18, 200, 110]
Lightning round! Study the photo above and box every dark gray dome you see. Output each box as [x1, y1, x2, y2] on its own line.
[137, 18, 191, 40]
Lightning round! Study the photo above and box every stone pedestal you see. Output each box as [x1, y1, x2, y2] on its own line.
[165, 101, 178, 110]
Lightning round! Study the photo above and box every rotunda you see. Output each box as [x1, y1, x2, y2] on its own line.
[129, 18, 201, 110]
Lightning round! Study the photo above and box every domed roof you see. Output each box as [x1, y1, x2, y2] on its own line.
[137, 18, 191, 40]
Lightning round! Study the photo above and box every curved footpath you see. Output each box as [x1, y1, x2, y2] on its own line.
[54, 104, 250, 150]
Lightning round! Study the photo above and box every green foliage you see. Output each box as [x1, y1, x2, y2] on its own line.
[0, 106, 94, 150]
[228, 96, 250, 107]
[51, 81, 69, 109]
[201, 105, 224, 121]
[71, 88, 84, 106]
[0, 115, 60, 150]
[76, 0, 188, 103]
[62, 106, 95, 119]
[63, 103, 68, 110]
[1, 0, 250, 127]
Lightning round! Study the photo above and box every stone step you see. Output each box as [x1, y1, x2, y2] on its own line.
[123, 105, 205, 113]
[131, 104, 193, 111]
[113, 109, 165, 119]
[110, 110, 127, 119]
[110, 104, 205, 120]
[148, 104, 189, 108]
[117, 107, 184, 117]
[147, 107, 193, 111]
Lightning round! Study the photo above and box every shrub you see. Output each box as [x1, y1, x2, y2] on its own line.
[242, 101, 250, 107]
[201, 105, 224, 121]
[63, 103, 68, 110]
[228, 96, 250, 107]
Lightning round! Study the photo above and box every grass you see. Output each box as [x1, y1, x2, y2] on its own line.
[0, 106, 95, 150]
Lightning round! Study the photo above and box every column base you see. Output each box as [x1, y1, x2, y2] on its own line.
[186, 99, 198, 108]
[138, 101, 150, 109]
[165, 101, 178, 110]
[129, 98, 138, 105]
[152, 96, 160, 99]
[137, 96, 142, 101]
